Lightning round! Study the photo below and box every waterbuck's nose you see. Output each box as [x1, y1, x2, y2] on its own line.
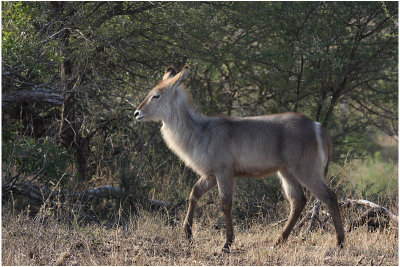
[134, 110, 143, 120]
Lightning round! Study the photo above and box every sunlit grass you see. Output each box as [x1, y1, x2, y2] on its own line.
[2, 202, 398, 266]
[349, 152, 398, 202]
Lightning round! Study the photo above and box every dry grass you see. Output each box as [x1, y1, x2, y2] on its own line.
[2, 206, 398, 266]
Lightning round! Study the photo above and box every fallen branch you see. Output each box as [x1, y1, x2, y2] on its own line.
[341, 199, 398, 223]
[81, 185, 127, 201]
[2, 182, 171, 209]
[291, 198, 397, 233]
[147, 199, 172, 209]
[341, 199, 397, 231]
[2, 89, 64, 108]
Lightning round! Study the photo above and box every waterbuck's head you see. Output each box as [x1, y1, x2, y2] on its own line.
[134, 65, 189, 122]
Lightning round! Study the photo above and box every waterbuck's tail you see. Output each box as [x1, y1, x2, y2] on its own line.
[314, 121, 332, 178]
[321, 126, 332, 178]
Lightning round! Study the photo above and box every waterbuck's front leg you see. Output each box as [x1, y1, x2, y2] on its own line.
[215, 171, 235, 253]
[274, 170, 307, 246]
[184, 175, 217, 240]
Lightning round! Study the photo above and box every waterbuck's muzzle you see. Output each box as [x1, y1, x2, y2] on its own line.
[134, 110, 144, 120]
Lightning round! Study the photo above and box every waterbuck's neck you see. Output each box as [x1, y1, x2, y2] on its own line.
[163, 103, 200, 131]
[160, 88, 204, 163]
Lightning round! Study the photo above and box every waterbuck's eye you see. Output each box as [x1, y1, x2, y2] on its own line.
[151, 94, 160, 100]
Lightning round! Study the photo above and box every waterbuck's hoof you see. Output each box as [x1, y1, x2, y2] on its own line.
[221, 242, 232, 253]
[273, 236, 287, 247]
[183, 224, 192, 240]
[337, 238, 345, 248]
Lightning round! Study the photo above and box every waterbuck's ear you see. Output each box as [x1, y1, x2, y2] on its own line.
[163, 66, 177, 80]
[170, 65, 189, 87]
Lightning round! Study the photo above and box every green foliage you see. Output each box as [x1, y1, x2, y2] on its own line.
[341, 134, 370, 159]
[2, 125, 74, 185]
[2, 2, 62, 83]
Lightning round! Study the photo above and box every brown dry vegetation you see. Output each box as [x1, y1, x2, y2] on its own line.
[2, 203, 398, 266]
[2, 138, 398, 266]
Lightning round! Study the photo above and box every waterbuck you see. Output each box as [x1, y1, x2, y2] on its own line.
[134, 65, 344, 252]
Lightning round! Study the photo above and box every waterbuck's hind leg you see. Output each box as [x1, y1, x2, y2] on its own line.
[184, 175, 217, 240]
[313, 184, 345, 247]
[294, 170, 345, 247]
[274, 170, 307, 246]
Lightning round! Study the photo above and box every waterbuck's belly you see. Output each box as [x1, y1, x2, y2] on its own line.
[231, 141, 284, 178]
[233, 156, 283, 178]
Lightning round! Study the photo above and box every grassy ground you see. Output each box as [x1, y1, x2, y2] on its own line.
[2, 206, 398, 266]
[2, 133, 398, 265]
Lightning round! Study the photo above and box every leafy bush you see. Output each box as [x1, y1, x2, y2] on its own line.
[2, 125, 74, 186]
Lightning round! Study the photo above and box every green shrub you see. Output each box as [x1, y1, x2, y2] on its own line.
[2, 125, 74, 186]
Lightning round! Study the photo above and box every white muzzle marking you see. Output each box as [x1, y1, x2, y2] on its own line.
[134, 110, 144, 120]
